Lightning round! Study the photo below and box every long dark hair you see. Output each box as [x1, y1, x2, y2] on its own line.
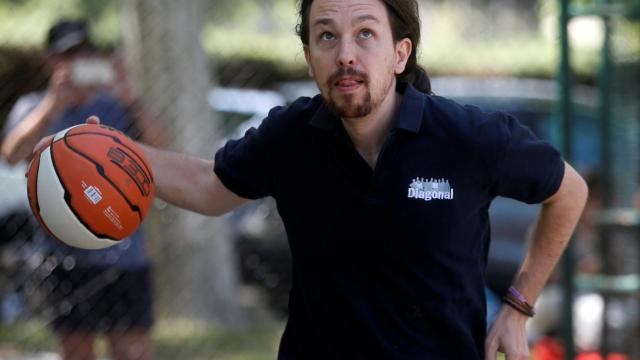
[296, 0, 432, 95]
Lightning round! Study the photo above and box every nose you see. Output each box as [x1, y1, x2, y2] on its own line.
[336, 39, 356, 67]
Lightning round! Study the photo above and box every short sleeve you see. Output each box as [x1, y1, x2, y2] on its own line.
[2, 93, 44, 138]
[492, 113, 565, 204]
[214, 108, 285, 200]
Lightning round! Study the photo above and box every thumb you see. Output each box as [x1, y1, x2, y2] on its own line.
[33, 136, 53, 155]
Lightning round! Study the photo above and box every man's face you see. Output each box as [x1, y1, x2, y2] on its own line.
[304, 0, 410, 119]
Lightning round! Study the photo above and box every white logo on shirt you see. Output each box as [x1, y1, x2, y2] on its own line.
[407, 178, 454, 201]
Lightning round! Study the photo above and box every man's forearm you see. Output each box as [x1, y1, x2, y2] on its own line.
[138, 144, 247, 216]
[512, 162, 588, 303]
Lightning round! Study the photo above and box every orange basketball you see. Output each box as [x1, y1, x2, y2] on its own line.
[27, 124, 155, 249]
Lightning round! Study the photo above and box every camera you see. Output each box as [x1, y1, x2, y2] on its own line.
[71, 59, 115, 87]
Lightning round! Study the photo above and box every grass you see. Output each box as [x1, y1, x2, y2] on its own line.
[152, 319, 282, 360]
[0, 319, 283, 360]
[0, 321, 57, 353]
[0, 320, 513, 359]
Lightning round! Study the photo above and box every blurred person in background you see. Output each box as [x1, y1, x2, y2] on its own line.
[43, 0, 587, 358]
[1, 19, 166, 360]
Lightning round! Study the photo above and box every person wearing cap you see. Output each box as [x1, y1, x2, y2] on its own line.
[1, 19, 164, 360]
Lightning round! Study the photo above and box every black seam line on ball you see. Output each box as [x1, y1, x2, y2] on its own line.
[60, 132, 143, 224]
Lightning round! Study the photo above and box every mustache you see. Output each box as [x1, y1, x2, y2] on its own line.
[327, 68, 369, 87]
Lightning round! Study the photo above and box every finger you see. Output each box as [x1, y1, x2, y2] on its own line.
[86, 116, 101, 124]
[484, 338, 499, 360]
[33, 136, 53, 155]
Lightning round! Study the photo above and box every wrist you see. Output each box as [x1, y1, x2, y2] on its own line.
[502, 302, 531, 321]
[502, 286, 536, 318]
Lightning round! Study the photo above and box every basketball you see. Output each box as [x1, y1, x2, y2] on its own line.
[26, 124, 155, 250]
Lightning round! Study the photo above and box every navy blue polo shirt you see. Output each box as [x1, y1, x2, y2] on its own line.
[214, 83, 564, 359]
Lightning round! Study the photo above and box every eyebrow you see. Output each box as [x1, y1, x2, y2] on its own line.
[311, 14, 381, 28]
[312, 18, 334, 28]
[354, 14, 380, 24]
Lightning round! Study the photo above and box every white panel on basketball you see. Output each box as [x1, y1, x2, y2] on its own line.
[37, 146, 118, 250]
[52, 125, 81, 142]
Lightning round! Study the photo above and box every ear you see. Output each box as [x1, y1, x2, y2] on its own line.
[394, 38, 412, 75]
[303, 45, 315, 79]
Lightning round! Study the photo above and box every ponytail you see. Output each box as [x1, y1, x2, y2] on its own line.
[400, 65, 432, 95]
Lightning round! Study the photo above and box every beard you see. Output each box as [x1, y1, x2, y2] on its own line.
[323, 68, 372, 119]
[328, 91, 372, 119]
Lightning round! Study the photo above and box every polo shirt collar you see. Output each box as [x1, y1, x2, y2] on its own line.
[308, 82, 425, 134]
[394, 82, 425, 134]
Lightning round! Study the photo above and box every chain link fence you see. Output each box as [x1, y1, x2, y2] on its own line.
[0, 0, 638, 359]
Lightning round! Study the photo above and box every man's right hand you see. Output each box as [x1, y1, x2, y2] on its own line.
[31, 116, 101, 157]
[31, 115, 246, 216]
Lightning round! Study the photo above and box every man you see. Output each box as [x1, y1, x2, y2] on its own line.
[2, 20, 164, 360]
[47, 0, 586, 358]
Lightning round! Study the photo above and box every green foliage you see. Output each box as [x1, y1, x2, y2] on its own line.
[206, 0, 259, 26]
[201, 0, 602, 81]
[78, 0, 110, 17]
[0, 0, 120, 48]
[0, 0, 635, 83]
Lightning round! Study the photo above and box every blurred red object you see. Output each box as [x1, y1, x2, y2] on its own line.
[532, 336, 565, 360]
[576, 353, 602, 360]
[531, 337, 631, 360]
[575, 351, 632, 360]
